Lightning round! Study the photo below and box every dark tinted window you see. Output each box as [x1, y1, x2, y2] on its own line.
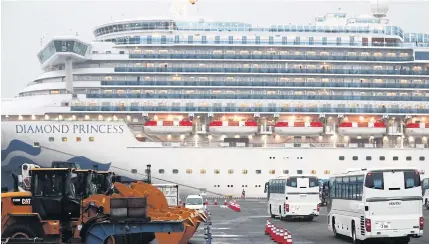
[403, 170, 421, 189]
[309, 177, 318, 187]
[286, 177, 297, 188]
[419, 156, 425, 161]
[339, 156, 345, 160]
[365, 172, 384, 190]
[353, 156, 358, 161]
[379, 156, 385, 161]
[393, 156, 398, 161]
[297, 170, 303, 174]
[406, 156, 412, 161]
[366, 156, 372, 161]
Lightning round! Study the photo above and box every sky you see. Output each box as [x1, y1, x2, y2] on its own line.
[1, 0, 429, 98]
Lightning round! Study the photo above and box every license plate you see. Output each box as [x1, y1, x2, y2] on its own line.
[376, 222, 391, 229]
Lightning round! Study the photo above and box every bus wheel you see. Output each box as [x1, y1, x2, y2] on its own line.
[352, 222, 361, 244]
[332, 217, 339, 237]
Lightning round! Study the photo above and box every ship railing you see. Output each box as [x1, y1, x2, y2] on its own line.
[160, 141, 424, 149]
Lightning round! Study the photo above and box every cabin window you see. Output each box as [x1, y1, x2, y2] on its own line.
[352, 156, 358, 161]
[172, 169, 179, 174]
[406, 156, 412, 161]
[228, 169, 234, 174]
[48, 137, 54, 142]
[269, 170, 275, 174]
[200, 169, 206, 174]
[62, 137, 67, 142]
[255, 170, 262, 174]
[186, 169, 192, 174]
[324, 170, 330, 174]
[339, 156, 345, 160]
[366, 156, 371, 161]
[379, 156, 385, 161]
[393, 156, 399, 161]
[214, 169, 220, 174]
[33, 142, 40, 147]
[131, 169, 137, 174]
[311, 170, 316, 174]
[420, 156, 425, 161]
[297, 170, 303, 174]
[76, 137, 82, 142]
[283, 170, 289, 174]
[89, 137, 95, 142]
[158, 169, 165, 174]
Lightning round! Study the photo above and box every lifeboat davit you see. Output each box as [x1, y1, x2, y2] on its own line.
[144, 120, 193, 135]
[274, 121, 323, 136]
[209, 120, 258, 135]
[338, 122, 386, 137]
[404, 123, 429, 136]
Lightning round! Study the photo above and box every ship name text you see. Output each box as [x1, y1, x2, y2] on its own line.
[15, 124, 125, 134]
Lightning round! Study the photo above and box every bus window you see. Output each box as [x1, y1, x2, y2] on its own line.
[309, 177, 318, 187]
[287, 177, 297, 187]
[403, 170, 421, 189]
[365, 172, 384, 190]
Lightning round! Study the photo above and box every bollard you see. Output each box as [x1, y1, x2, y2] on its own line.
[265, 219, 271, 235]
[277, 229, 285, 244]
[270, 227, 278, 240]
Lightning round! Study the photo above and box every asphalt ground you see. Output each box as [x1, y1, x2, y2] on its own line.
[189, 199, 429, 244]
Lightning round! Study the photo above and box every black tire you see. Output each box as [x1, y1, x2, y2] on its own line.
[352, 222, 361, 244]
[332, 217, 339, 237]
[307, 216, 314, 221]
[270, 205, 275, 218]
[3, 224, 41, 239]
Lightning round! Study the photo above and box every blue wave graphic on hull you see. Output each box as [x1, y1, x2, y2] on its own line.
[1, 140, 41, 161]
[67, 156, 111, 171]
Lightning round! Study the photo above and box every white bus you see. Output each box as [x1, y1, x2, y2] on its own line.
[327, 167, 424, 244]
[422, 178, 429, 210]
[265, 175, 320, 221]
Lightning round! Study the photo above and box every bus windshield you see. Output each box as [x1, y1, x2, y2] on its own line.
[365, 170, 421, 191]
[287, 176, 318, 188]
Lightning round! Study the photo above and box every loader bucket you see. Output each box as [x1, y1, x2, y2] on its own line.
[129, 181, 203, 244]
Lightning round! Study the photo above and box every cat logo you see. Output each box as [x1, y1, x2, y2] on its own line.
[11, 197, 32, 206]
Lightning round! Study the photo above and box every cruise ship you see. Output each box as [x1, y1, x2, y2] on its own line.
[2, 0, 429, 197]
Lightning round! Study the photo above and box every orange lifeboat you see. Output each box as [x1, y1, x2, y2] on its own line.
[208, 120, 258, 135]
[404, 123, 429, 136]
[144, 120, 193, 135]
[274, 121, 323, 136]
[338, 121, 386, 137]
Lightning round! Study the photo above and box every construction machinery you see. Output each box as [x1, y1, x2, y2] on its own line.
[1, 167, 185, 243]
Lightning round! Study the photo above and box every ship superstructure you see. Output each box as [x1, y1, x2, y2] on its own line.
[2, 0, 429, 197]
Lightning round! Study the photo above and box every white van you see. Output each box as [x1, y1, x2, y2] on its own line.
[185, 195, 204, 212]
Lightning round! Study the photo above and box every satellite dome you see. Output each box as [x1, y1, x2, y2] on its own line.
[370, 0, 390, 18]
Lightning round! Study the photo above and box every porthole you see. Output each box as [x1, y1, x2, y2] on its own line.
[406, 156, 412, 161]
[242, 169, 248, 174]
[131, 169, 137, 174]
[393, 156, 398, 161]
[366, 156, 371, 161]
[173, 169, 179, 174]
[158, 169, 165, 174]
[352, 156, 358, 161]
[324, 170, 330, 175]
[311, 170, 316, 174]
[269, 170, 275, 174]
[255, 170, 262, 174]
[228, 169, 234, 174]
[339, 156, 345, 160]
[62, 137, 67, 142]
[214, 169, 220, 174]
[48, 137, 54, 142]
[89, 137, 95, 142]
[297, 170, 303, 174]
[283, 170, 289, 174]
[33, 142, 40, 147]
[76, 137, 82, 142]
[379, 156, 385, 161]
[186, 169, 193, 174]
[227, 185, 230, 188]
[200, 169, 206, 174]
[420, 156, 425, 161]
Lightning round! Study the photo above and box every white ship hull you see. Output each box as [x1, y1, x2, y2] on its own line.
[2, 121, 428, 198]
